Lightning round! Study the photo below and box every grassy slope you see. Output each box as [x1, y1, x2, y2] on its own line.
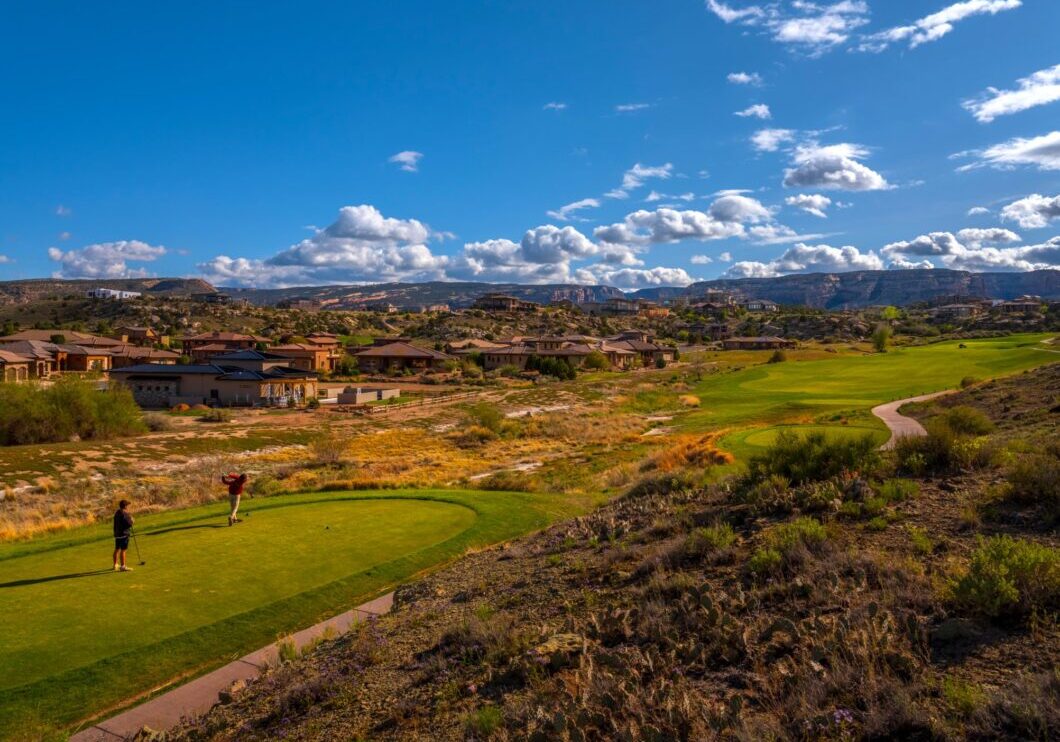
[0, 488, 596, 734]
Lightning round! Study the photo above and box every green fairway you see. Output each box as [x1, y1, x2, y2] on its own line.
[0, 488, 592, 735]
[684, 334, 1057, 434]
[720, 423, 889, 462]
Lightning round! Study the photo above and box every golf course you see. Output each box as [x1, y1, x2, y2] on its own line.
[0, 488, 594, 736]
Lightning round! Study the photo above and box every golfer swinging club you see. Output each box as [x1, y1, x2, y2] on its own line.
[112, 499, 134, 572]
[221, 471, 249, 526]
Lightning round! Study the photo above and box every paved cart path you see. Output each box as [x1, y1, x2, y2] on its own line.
[71, 592, 394, 741]
[872, 390, 954, 450]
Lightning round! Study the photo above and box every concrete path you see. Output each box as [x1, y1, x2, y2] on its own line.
[872, 391, 953, 450]
[71, 592, 394, 741]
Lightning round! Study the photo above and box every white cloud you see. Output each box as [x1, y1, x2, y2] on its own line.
[719, 251, 733, 262]
[543, 102, 568, 111]
[58, 231, 72, 241]
[727, 71, 763, 86]
[708, 193, 773, 223]
[735, 104, 772, 119]
[956, 131, 1060, 172]
[889, 256, 936, 270]
[615, 103, 652, 113]
[1000, 193, 1060, 229]
[881, 228, 1060, 272]
[785, 193, 832, 218]
[783, 142, 890, 191]
[55, 204, 72, 217]
[749, 224, 828, 245]
[691, 254, 714, 264]
[607, 162, 674, 199]
[49, 240, 166, 279]
[579, 265, 694, 288]
[708, 1, 870, 55]
[723, 241, 883, 277]
[0, 255, 12, 264]
[860, 1, 1022, 52]
[595, 208, 745, 246]
[966, 206, 991, 216]
[546, 198, 601, 222]
[751, 128, 796, 152]
[963, 64, 1060, 123]
[388, 150, 424, 172]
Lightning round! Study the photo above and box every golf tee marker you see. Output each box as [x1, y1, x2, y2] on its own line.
[70, 592, 394, 741]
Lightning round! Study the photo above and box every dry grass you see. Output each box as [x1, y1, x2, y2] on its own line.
[649, 434, 734, 473]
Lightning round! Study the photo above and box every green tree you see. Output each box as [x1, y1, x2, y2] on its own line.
[872, 323, 893, 353]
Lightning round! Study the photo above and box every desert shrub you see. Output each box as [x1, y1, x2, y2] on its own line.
[465, 706, 503, 737]
[766, 517, 828, 554]
[0, 377, 145, 445]
[583, 351, 609, 371]
[960, 375, 979, 389]
[938, 405, 994, 436]
[739, 474, 793, 514]
[941, 676, 986, 716]
[650, 434, 733, 472]
[872, 323, 892, 352]
[749, 547, 783, 576]
[142, 412, 174, 432]
[685, 523, 736, 558]
[678, 394, 701, 407]
[250, 475, 285, 497]
[654, 356, 667, 369]
[453, 424, 499, 448]
[951, 535, 1060, 619]
[968, 671, 1060, 739]
[526, 355, 576, 380]
[200, 408, 232, 423]
[867, 516, 889, 531]
[306, 396, 320, 409]
[894, 419, 997, 474]
[473, 470, 538, 492]
[907, 525, 934, 555]
[466, 401, 504, 434]
[624, 471, 700, 499]
[767, 349, 787, 364]
[309, 427, 347, 465]
[878, 478, 919, 504]
[745, 430, 880, 486]
[495, 364, 521, 377]
[1004, 452, 1060, 520]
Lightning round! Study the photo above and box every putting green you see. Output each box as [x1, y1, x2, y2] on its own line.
[0, 488, 592, 735]
[719, 424, 888, 463]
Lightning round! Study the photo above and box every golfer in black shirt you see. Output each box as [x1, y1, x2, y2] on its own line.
[113, 500, 134, 572]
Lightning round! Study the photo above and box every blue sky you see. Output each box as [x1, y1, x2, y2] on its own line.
[1, 1, 1058, 289]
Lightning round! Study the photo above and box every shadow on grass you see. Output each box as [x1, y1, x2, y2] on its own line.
[0, 568, 113, 589]
[144, 524, 227, 537]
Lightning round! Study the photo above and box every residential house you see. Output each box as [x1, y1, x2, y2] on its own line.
[419, 304, 450, 313]
[110, 354, 317, 408]
[0, 329, 121, 348]
[277, 297, 323, 310]
[722, 336, 795, 351]
[0, 340, 65, 376]
[0, 350, 31, 382]
[998, 297, 1043, 314]
[479, 336, 638, 371]
[445, 338, 510, 355]
[86, 288, 140, 300]
[366, 301, 399, 313]
[932, 304, 981, 320]
[687, 322, 730, 341]
[112, 326, 168, 346]
[192, 293, 232, 304]
[606, 338, 677, 367]
[58, 344, 112, 372]
[107, 344, 181, 369]
[740, 299, 779, 313]
[638, 302, 671, 318]
[181, 331, 270, 359]
[471, 293, 540, 312]
[352, 342, 454, 373]
[269, 343, 341, 372]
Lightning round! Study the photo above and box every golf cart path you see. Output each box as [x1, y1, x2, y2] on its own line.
[71, 591, 394, 741]
[872, 390, 954, 450]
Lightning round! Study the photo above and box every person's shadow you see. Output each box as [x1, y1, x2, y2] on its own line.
[144, 524, 226, 536]
[0, 568, 113, 589]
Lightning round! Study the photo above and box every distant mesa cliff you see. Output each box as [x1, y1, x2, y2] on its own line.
[0, 277, 216, 302]
[658, 269, 1060, 309]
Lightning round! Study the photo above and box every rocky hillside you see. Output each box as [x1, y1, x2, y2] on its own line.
[0, 277, 216, 303]
[171, 365, 1060, 741]
[224, 282, 626, 309]
[678, 269, 1060, 309]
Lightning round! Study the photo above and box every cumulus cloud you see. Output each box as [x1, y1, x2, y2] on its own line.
[719, 251, 733, 262]
[749, 224, 828, 245]
[735, 104, 771, 119]
[546, 197, 601, 222]
[0, 255, 12, 264]
[723, 242, 884, 278]
[860, 0, 1022, 52]
[1000, 193, 1060, 228]
[955, 131, 1060, 172]
[55, 204, 72, 217]
[785, 193, 832, 218]
[708, 193, 773, 223]
[388, 150, 423, 172]
[691, 255, 714, 264]
[963, 63, 1060, 123]
[615, 103, 652, 113]
[707, 1, 870, 55]
[727, 71, 763, 86]
[751, 128, 796, 152]
[783, 142, 890, 191]
[595, 208, 745, 246]
[543, 102, 568, 111]
[967, 206, 991, 216]
[48, 240, 166, 279]
[881, 227, 1060, 272]
[578, 265, 694, 289]
[606, 162, 674, 199]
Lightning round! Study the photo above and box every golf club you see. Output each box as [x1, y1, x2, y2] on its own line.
[131, 530, 146, 566]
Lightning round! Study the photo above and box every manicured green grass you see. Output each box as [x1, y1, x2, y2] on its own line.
[0, 488, 591, 735]
[720, 423, 888, 462]
[683, 334, 1056, 432]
